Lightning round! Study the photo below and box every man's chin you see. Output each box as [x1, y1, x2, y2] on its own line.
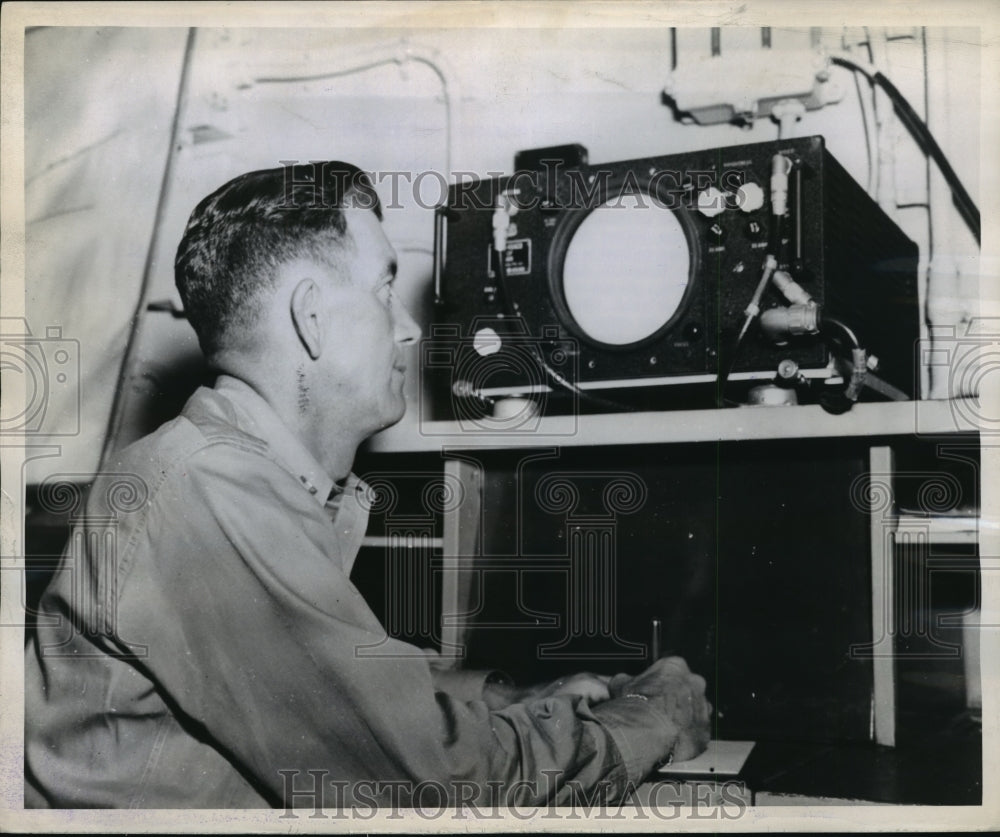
[373, 401, 408, 433]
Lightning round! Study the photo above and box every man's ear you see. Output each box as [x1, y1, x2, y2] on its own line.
[290, 278, 323, 360]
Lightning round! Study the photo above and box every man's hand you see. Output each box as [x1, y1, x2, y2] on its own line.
[608, 656, 712, 763]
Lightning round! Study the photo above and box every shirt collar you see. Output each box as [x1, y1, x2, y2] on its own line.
[213, 374, 336, 507]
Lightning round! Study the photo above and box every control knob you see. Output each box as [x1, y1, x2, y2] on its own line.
[735, 182, 765, 213]
[696, 186, 726, 218]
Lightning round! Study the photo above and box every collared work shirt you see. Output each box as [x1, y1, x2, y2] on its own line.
[25, 377, 677, 808]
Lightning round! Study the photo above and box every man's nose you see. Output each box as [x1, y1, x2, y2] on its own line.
[393, 297, 422, 345]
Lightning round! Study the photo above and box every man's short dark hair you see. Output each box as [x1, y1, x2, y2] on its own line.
[175, 161, 381, 359]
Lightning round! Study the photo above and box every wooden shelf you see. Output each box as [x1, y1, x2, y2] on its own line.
[893, 515, 983, 545]
[365, 398, 980, 453]
[360, 535, 444, 549]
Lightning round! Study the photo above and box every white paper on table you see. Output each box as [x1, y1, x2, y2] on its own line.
[656, 740, 756, 777]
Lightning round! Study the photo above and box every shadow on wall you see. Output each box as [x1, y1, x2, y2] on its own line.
[122, 347, 215, 446]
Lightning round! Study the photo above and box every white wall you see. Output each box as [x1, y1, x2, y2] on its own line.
[22, 27, 188, 480]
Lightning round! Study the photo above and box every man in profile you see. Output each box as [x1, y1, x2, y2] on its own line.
[25, 162, 711, 809]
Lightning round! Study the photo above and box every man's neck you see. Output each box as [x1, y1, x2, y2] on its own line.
[300, 411, 360, 485]
[215, 363, 359, 486]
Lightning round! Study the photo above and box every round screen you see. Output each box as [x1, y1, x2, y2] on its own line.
[561, 196, 691, 346]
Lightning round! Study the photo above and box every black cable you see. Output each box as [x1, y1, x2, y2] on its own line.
[831, 55, 981, 245]
[817, 385, 855, 415]
[815, 315, 865, 414]
[819, 315, 861, 350]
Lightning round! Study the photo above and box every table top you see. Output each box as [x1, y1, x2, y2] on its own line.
[636, 710, 981, 806]
[366, 398, 981, 453]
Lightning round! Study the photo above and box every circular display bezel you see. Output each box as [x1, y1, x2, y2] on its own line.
[546, 172, 699, 352]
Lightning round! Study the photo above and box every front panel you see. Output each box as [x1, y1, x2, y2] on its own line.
[427, 136, 918, 418]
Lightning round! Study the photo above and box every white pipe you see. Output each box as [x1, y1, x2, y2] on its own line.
[926, 30, 966, 399]
[865, 28, 898, 215]
[772, 98, 805, 140]
[850, 56, 879, 198]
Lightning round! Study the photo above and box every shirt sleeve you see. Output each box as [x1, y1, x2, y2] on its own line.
[422, 649, 514, 704]
[428, 665, 497, 704]
[111, 443, 675, 806]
